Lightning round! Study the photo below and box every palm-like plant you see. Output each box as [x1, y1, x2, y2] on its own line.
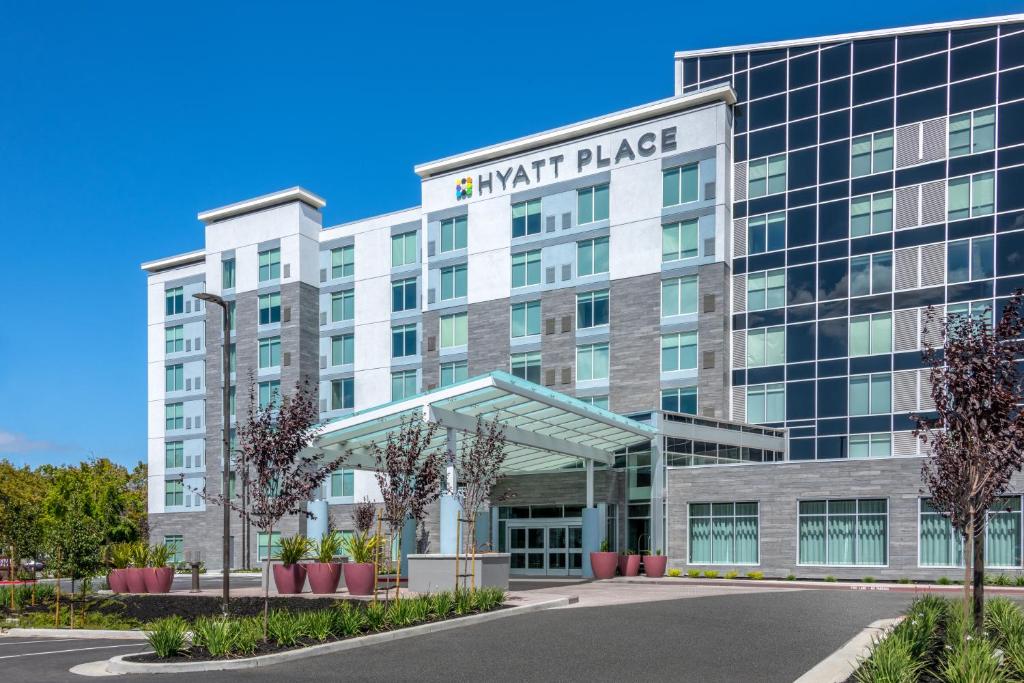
[106, 543, 132, 569]
[149, 543, 172, 568]
[274, 535, 311, 566]
[341, 532, 381, 564]
[127, 541, 150, 568]
[312, 532, 343, 564]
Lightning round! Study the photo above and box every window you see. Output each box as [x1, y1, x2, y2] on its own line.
[331, 378, 354, 411]
[576, 343, 609, 382]
[228, 302, 236, 332]
[661, 332, 697, 372]
[331, 245, 354, 279]
[165, 535, 183, 564]
[258, 380, 280, 409]
[229, 386, 236, 418]
[747, 269, 786, 310]
[511, 250, 541, 288]
[165, 480, 184, 507]
[392, 232, 417, 267]
[511, 199, 541, 237]
[257, 532, 282, 562]
[850, 252, 892, 296]
[849, 433, 891, 459]
[391, 324, 417, 358]
[746, 384, 784, 423]
[663, 163, 699, 207]
[746, 327, 785, 367]
[222, 259, 236, 289]
[849, 373, 891, 416]
[228, 344, 236, 374]
[920, 497, 1021, 568]
[661, 276, 697, 317]
[947, 300, 994, 326]
[165, 364, 184, 392]
[949, 107, 995, 157]
[510, 352, 541, 383]
[165, 287, 184, 316]
[165, 442, 184, 469]
[391, 370, 417, 400]
[440, 265, 467, 300]
[258, 337, 281, 369]
[440, 361, 468, 387]
[578, 184, 610, 223]
[165, 326, 184, 354]
[440, 216, 468, 252]
[661, 387, 697, 414]
[440, 312, 467, 349]
[748, 154, 786, 198]
[748, 212, 786, 254]
[850, 130, 894, 177]
[689, 502, 759, 565]
[165, 403, 183, 430]
[948, 172, 995, 220]
[330, 290, 353, 322]
[331, 334, 354, 366]
[850, 191, 893, 237]
[258, 248, 280, 282]
[330, 471, 355, 498]
[947, 236, 994, 283]
[849, 313, 892, 357]
[391, 279, 416, 312]
[577, 290, 609, 328]
[799, 499, 888, 566]
[577, 237, 609, 276]
[511, 300, 541, 337]
[580, 395, 609, 410]
[662, 219, 699, 261]
[258, 293, 281, 325]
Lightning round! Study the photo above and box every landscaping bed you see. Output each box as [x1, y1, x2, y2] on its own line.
[126, 588, 506, 663]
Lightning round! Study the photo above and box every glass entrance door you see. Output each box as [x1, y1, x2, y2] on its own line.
[509, 522, 583, 576]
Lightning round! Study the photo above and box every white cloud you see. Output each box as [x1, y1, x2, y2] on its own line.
[0, 430, 74, 454]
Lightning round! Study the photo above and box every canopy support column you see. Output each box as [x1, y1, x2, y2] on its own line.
[440, 428, 461, 555]
[582, 458, 600, 578]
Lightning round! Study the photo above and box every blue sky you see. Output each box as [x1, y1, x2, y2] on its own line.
[0, 1, 1018, 468]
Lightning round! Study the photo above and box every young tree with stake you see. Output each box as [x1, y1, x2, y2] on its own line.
[453, 417, 508, 590]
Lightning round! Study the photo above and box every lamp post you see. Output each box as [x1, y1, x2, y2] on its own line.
[194, 291, 232, 613]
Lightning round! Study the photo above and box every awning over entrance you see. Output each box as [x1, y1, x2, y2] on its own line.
[313, 371, 657, 474]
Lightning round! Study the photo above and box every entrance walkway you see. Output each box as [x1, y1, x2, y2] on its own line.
[509, 577, 800, 608]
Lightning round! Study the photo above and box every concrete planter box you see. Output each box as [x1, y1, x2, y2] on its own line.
[407, 553, 510, 594]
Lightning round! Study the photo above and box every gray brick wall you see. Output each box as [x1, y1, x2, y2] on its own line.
[540, 288, 576, 391]
[609, 274, 660, 413]
[697, 261, 731, 418]
[467, 299, 510, 377]
[421, 311, 439, 389]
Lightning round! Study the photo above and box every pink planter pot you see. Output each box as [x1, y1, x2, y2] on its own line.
[273, 564, 307, 594]
[125, 567, 148, 594]
[590, 551, 618, 580]
[622, 555, 641, 577]
[343, 562, 376, 596]
[643, 555, 668, 578]
[143, 567, 174, 594]
[307, 563, 342, 594]
[107, 569, 128, 594]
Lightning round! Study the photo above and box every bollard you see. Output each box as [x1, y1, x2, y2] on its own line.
[190, 562, 201, 593]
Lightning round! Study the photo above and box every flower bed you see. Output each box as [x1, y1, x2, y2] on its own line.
[132, 588, 506, 663]
[850, 595, 1024, 682]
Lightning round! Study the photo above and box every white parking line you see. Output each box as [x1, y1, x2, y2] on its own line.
[0, 638, 78, 646]
[0, 643, 144, 660]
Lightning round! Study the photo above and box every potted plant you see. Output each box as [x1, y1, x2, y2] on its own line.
[143, 543, 175, 594]
[306, 531, 343, 594]
[105, 543, 131, 594]
[643, 548, 667, 578]
[590, 539, 617, 580]
[272, 535, 311, 594]
[620, 549, 640, 576]
[341, 532, 381, 596]
[125, 542, 150, 593]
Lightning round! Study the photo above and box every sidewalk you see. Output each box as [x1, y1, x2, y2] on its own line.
[608, 575, 1024, 595]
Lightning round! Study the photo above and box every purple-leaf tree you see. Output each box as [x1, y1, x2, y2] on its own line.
[453, 417, 508, 588]
[914, 291, 1024, 635]
[372, 415, 444, 597]
[206, 373, 347, 637]
[353, 497, 377, 537]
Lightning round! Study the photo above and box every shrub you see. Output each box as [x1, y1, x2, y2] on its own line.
[824, 575, 837, 582]
[1002, 618, 1024, 678]
[476, 587, 506, 611]
[745, 571, 764, 580]
[454, 589, 478, 615]
[274, 535, 312, 566]
[686, 569, 701, 579]
[724, 571, 739, 580]
[299, 610, 334, 642]
[897, 577, 911, 584]
[332, 602, 366, 637]
[862, 576, 876, 583]
[994, 573, 1012, 587]
[667, 568, 682, 577]
[312, 532, 344, 564]
[149, 543, 173, 568]
[985, 597, 1024, 646]
[1016, 574, 1024, 587]
[431, 591, 454, 617]
[702, 570, 719, 579]
[145, 617, 188, 659]
[939, 637, 1005, 683]
[408, 595, 432, 623]
[386, 598, 417, 628]
[232, 618, 262, 656]
[363, 600, 388, 632]
[267, 611, 304, 647]
[937, 576, 952, 585]
[853, 628, 927, 683]
[192, 617, 236, 657]
[340, 532, 382, 564]
[785, 573, 796, 581]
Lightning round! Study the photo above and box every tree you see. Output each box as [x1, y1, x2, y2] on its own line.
[915, 291, 1024, 635]
[353, 497, 377, 537]
[372, 415, 444, 596]
[453, 417, 508, 589]
[0, 461, 45, 588]
[206, 374, 346, 637]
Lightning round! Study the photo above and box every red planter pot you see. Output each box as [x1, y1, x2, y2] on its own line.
[306, 563, 342, 594]
[143, 567, 174, 594]
[622, 555, 641, 576]
[107, 569, 128, 594]
[643, 555, 668, 578]
[125, 567, 148, 594]
[590, 551, 618, 580]
[343, 562, 376, 596]
[273, 564, 307, 594]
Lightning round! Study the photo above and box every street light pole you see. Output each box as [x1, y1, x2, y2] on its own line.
[195, 291, 231, 614]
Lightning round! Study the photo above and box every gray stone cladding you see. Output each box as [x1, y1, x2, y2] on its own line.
[696, 261, 731, 419]
[540, 287, 577, 393]
[609, 273, 661, 414]
[467, 298, 511, 378]
[421, 310, 439, 389]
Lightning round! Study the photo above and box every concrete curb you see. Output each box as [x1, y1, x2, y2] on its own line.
[608, 576, 1024, 595]
[2, 627, 148, 640]
[793, 617, 903, 683]
[105, 596, 574, 674]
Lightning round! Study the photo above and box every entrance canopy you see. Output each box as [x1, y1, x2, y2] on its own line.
[313, 371, 657, 474]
